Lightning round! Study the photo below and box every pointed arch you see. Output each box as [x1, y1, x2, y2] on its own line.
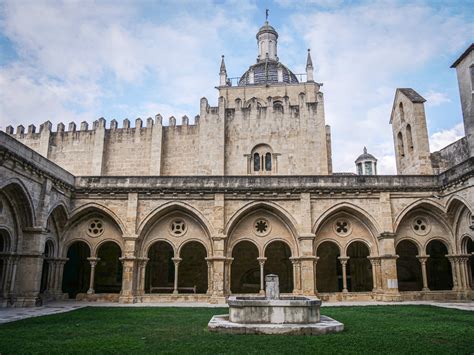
[446, 195, 473, 225]
[0, 178, 35, 228]
[225, 201, 299, 238]
[138, 201, 215, 240]
[67, 203, 126, 235]
[313, 202, 381, 239]
[47, 202, 69, 237]
[393, 199, 452, 235]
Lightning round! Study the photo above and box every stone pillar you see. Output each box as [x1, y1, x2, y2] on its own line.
[313, 257, 319, 294]
[54, 259, 68, 297]
[416, 256, 430, 291]
[205, 258, 213, 295]
[136, 258, 148, 296]
[9, 255, 19, 294]
[46, 259, 56, 292]
[460, 255, 471, 290]
[14, 227, 49, 306]
[257, 257, 267, 295]
[172, 257, 182, 294]
[87, 257, 99, 294]
[119, 256, 137, 303]
[225, 257, 233, 295]
[209, 233, 226, 301]
[368, 257, 379, 292]
[338, 257, 349, 293]
[447, 255, 459, 291]
[290, 257, 302, 294]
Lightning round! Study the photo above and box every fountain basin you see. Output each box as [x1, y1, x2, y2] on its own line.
[228, 296, 321, 324]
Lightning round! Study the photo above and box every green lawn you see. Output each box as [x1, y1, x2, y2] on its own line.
[0, 306, 472, 354]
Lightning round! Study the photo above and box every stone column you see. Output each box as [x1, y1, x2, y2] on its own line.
[87, 257, 99, 294]
[257, 257, 267, 295]
[172, 257, 182, 294]
[338, 257, 349, 293]
[9, 255, 19, 294]
[225, 257, 233, 295]
[313, 257, 319, 294]
[205, 258, 213, 295]
[460, 255, 471, 290]
[119, 256, 137, 303]
[54, 259, 68, 297]
[447, 255, 459, 291]
[416, 256, 430, 291]
[137, 258, 149, 296]
[368, 257, 379, 292]
[46, 259, 56, 292]
[289, 257, 301, 294]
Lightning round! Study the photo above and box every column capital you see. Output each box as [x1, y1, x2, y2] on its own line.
[257, 257, 267, 265]
[338, 256, 349, 263]
[87, 257, 100, 267]
[172, 257, 182, 265]
[416, 255, 429, 263]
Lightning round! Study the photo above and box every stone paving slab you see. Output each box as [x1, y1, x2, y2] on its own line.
[0, 300, 472, 324]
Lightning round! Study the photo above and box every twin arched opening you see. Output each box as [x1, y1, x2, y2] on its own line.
[145, 240, 208, 294]
[230, 240, 293, 294]
[316, 241, 373, 293]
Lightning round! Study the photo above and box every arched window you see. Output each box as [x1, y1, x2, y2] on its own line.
[406, 124, 414, 152]
[265, 152, 272, 171]
[399, 102, 405, 123]
[250, 144, 275, 174]
[397, 131, 405, 157]
[253, 153, 261, 172]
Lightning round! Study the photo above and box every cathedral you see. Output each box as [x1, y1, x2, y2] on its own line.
[0, 21, 472, 307]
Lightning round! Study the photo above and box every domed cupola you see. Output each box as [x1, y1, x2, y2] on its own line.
[238, 20, 299, 86]
[355, 147, 378, 175]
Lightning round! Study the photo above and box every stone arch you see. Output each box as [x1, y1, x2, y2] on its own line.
[231, 240, 260, 294]
[346, 240, 373, 292]
[313, 202, 381, 239]
[46, 202, 69, 231]
[263, 240, 293, 293]
[40, 239, 55, 293]
[145, 240, 176, 293]
[0, 228, 12, 295]
[95, 240, 123, 293]
[423, 237, 453, 254]
[62, 241, 91, 298]
[225, 201, 299, 242]
[343, 238, 374, 257]
[395, 237, 422, 254]
[396, 239, 423, 291]
[138, 201, 215, 241]
[178, 240, 208, 294]
[316, 241, 342, 292]
[229, 237, 261, 257]
[446, 196, 473, 253]
[0, 179, 35, 228]
[425, 239, 453, 290]
[0, 227, 12, 252]
[394, 199, 451, 234]
[67, 203, 126, 235]
[446, 195, 474, 217]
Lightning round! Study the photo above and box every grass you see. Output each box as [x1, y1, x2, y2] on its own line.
[0, 306, 472, 354]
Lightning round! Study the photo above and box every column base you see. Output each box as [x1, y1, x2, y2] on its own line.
[119, 295, 136, 304]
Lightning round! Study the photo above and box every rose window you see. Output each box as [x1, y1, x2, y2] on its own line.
[87, 219, 104, 237]
[412, 217, 429, 235]
[170, 219, 187, 236]
[254, 218, 270, 236]
[334, 219, 351, 237]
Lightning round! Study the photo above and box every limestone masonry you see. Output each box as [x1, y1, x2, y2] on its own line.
[0, 22, 473, 307]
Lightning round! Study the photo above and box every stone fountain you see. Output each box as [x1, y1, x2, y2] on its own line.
[208, 274, 344, 335]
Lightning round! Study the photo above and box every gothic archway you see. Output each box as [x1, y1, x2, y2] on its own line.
[179, 241, 208, 294]
[62, 241, 91, 298]
[95, 241, 122, 293]
[264, 241, 293, 293]
[231, 241, 259, 294]
[145, 241, 175, 293]
[347, 241, 373, 292]
[426, 240, 453, 290]
[316, 241, 342, 292]
[396, 240, 422, 291]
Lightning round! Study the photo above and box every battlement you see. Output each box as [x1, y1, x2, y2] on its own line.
[5, 113, 203, 137]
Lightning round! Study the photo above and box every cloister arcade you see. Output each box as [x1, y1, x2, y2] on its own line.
[0, 178, 472, 306]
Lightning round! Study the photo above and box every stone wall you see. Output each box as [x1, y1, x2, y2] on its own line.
[431, 137, 469, 174]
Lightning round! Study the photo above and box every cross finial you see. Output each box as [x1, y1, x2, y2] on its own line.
[363, 146, 367, 154]
[266, 9, 269, 21]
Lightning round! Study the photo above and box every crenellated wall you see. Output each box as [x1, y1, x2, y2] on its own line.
[5, 82, 331, 176]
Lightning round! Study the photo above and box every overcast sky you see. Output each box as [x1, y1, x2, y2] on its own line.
[0, 0, 472, 174]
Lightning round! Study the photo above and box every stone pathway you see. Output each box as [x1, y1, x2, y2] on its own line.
[0, 300, 472, 324]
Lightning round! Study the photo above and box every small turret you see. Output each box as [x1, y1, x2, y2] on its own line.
[219, 55, 228, 86]
[355, 147, 377, 175]
[306, 49, 314, 82]
[256, 20, 278, 62]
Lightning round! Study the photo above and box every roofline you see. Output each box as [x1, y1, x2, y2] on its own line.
[450, 43, 474, 68]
